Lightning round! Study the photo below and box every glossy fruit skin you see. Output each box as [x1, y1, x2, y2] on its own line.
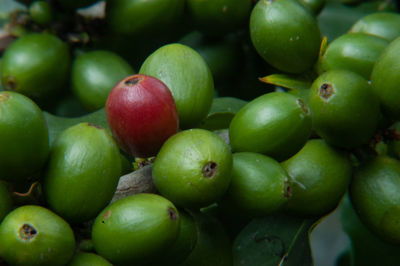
[149, 209, 198, 266]
[282, 139, 352, 217]
[221, 152, 290, 217]
[72, 50, 134, 111]
[91, 193, 180, 265]
[0, 91, 49, 181]
[106, 0, 185, 35]
[186, 0, 252, 35]
[350, 156, 400, 244]
[106, 74, 179, 158]
[321, 33, 388, 79]
[67, 252, 112, 266]
[139, 43, 214, 129]
[152, 129, 233, 208]
[0, 205, 75, 266]
[371, 36, 400, 120]
[0, 33, 70, 105]
[250, 0, 321, 73]
[43, 122, 121, 224]
[229, 92, 312, 161]
[0, 181, 12, 222]
[29, 1, 53, 26]
[308, 70, 380, 149]
[349, 12, 400, 42]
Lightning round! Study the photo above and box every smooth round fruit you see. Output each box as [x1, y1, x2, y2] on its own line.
[91, 193, 180, 265]
[186, 0, 252, 35]
[29, 1, 53, 26]
[308, 70, 380, 149]
[71, 50, 134, 111]
[0, 91, 49, 181]
[350, 156, 400, 244]
[229, 92, 312, 161]
[152, 129, 232, 208]
[0, 33, 70, 105]
[221, 152, 290, 216]
[106, 74, 179, 158]
[0, 205, 75, 266]
[282, 139, 352, 217]
[43, 122, 121, 223]
[106, 0, 185, 35]
[249, 0, 321, 73]
[370, 36, 400, 120]
[139, 43, 214, 129]
[0, 181, 12, 222]
[149, 209, 198, 266]
[349, 12, 400, 42]
[321, 33, 388, 79]
[67, 252, 112, 266]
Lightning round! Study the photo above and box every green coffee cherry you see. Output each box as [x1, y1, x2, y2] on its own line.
[92, 193, 180, 265]
[221, 152, 290, 216]
[0, 205, 75, 266]
[43, 122, 121, 223]
[282, 139, 352, 217]
[351, 156, 400, 244]
[71, 50, 134, 111]
[0, 181, 12, 222]
[321, 33, 389, 79]
[229, 92, 312, 161]
[29, 1, 53, 26]
[140, 43, 214, 129]
[67, 252, 112, 266]
[371, 36, 400, 120]
[153, 129, 232, 208]
[0, 91, 49, 181]
[250, 0, 321, 73]
[350, 12, 400, 42]
[1, 33, 70, 105]
[308, 70, 381, 149]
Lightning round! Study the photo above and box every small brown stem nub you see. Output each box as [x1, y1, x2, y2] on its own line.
[319, 83, 334, 99]
[167, 207, 178, 221]
[125, 77, 142, 86]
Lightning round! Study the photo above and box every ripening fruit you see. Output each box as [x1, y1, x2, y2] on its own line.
[106, 74, 179, 158]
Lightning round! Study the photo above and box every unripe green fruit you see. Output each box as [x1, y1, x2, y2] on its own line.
[282, 139, 352, 217]
[221, 152, 291, 216]
[29, 1, 53, 26]
[351, 156, 400, 244]
[187, 0, 252, 35]
[250, 0, 321, 73]
[308, 70, 380, 149]
[0, 205, 75, 266]
[0, 91, 49, 181]
[321, 33, 389, 79]
[106, 0, 185, 35]
[91, 193, 180, 265]
[229, 92, 312, 161]
[349, 12, 400, 42]
[152, 129, 232, 208]
[371, 36, 400, 120]
[43, 122, 121, 223]
[0, 33, 70, 105]
[140, 43, 214, 129]
[71, 50, 134, 111]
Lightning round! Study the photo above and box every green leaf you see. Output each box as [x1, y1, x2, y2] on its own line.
[43, 108, 109, 144]
[233, 213, 318, 266]
[198, 97, 247, 131]
[341, 194, 400, 266]
[259, 74, 313, 91]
